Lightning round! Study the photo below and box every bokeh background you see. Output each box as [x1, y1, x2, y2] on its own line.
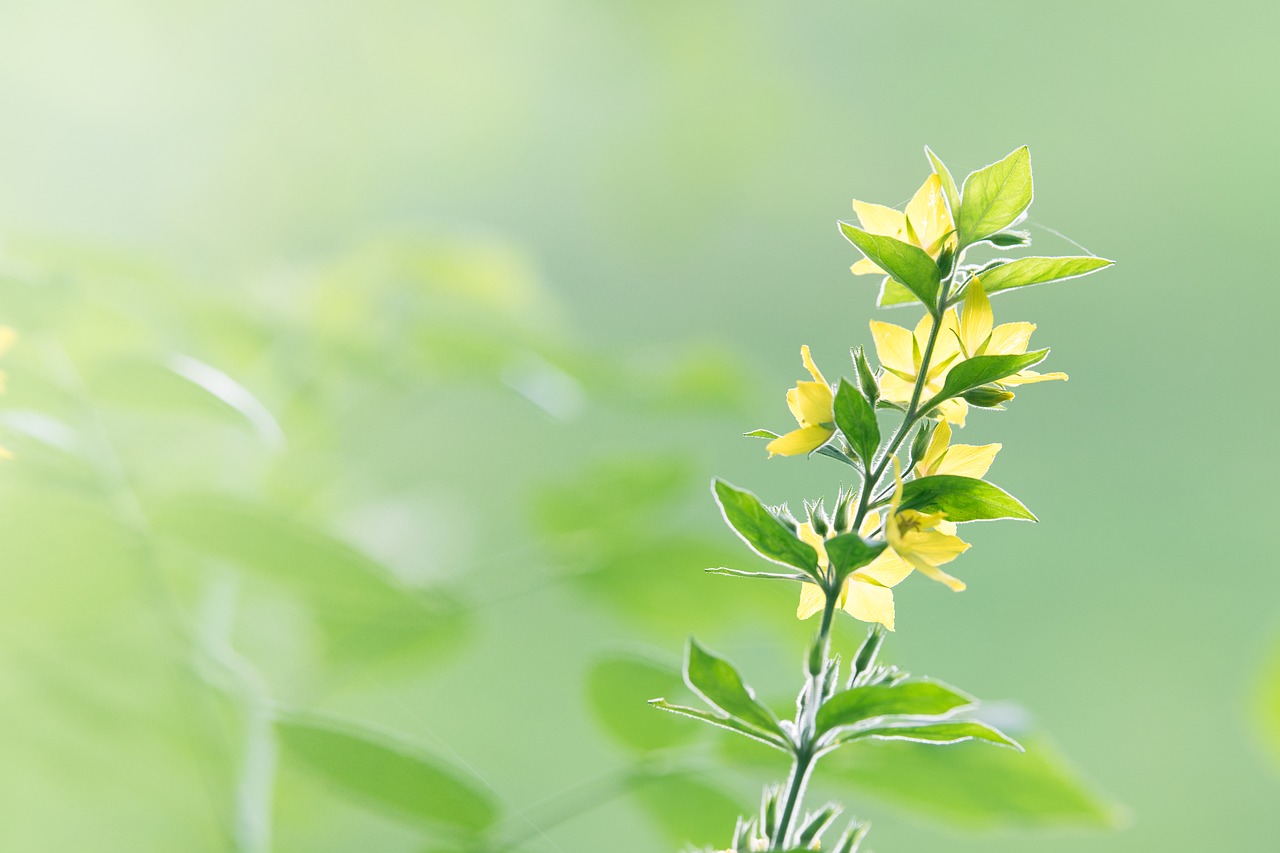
[1, 1, 1278, 851]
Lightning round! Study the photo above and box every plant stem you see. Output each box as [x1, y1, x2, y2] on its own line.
[769, 268, 959, 850]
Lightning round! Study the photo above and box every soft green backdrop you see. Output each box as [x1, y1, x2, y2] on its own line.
[0, 1, 1277, 851]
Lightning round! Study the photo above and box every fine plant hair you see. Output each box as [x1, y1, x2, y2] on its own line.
[648, 145, 1112, 851]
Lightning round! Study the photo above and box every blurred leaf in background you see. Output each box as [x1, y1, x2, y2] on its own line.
[1, 1, 1279, 851]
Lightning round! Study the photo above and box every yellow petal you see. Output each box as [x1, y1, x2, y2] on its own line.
[903, 553, 967, 592]
[0, 327, 15, 357]
[843, 576, 896, 631]
[794, 380, 834, 425]
[933, 442, 1001, 479]
[858, 510, 882, 537]
[903, 528, 970, 567]
[904, 173, 952, 253]
[852, 200, 907, 238]
[1002, 370, 1067, 387]
[797, 582, 826, 620]
[870, 320, 915, 375]
[960, 277, 994, 356]
[987, 322, 1036, 356]
[857, 549, 914, 588]
[767, 425, 834, 457]
[936, 398, 968, 428]
[800, 344, 827, 385]
[915, 419, 952, 477]
[850, 257, 886, 276]
[930, 309, 964, 367]
[786, 387, 804, 423]
[886, 457, 906, 531]
[878, 371, 916, 404]
[795, 521, 830, 568]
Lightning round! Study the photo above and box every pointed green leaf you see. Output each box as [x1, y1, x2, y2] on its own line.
[275, 713, 497, 832]
[824, 533, 887, 584]
[977, 256, 1115, 296]
[898, 475, 1036, 522]
[686, 639, 784, 737]
[931, 349, 1049, 404]
[833, 379, 879, 465]
[816, 680, 973, 736]
[824, 734, 1121, 829]
[712, 479, 819, 577]
[956, 147, 1033, 246]
[648, 699, 790, 751]
[839, 223, 940, 309]
[836, 720, 1022, 750]
[876, 277, 919, 308]
[706, 567, 810, 582]
[924, 146, 960, 216]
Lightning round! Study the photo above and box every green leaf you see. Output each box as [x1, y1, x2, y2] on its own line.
[956, 146, 1033, 246]
[898, 475, 1037, 522]
[706, 567, 809, 581]
[686, 639, 784, 736]
[744, 428, 779, 439]
[588, 656, 700, 752]
[833, 379, 878, 464]
[712, 479, 819, 577]
[931, 349, 1049, 404]
[924, 145, 960, 216]
[823, 532, 887, 584]
[816, 681, 974, 736]
[876, 277, 919, 308]
[977, 256, 1115, 296]
[836, 720, 1022, 750]
[275, 713, 498, 833]
[822, 734, 1121, 829]
[148, 494, 464, 662]
[649, 699, 790, 751]
[838, 223, 940, 309]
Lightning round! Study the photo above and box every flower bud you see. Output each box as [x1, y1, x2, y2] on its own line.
[962, 384, 1016, 408]
[851, 346, 879, 407]
[907, 423, 932, 470]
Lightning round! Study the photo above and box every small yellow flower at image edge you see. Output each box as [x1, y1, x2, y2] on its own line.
[765, 345, 835, 457]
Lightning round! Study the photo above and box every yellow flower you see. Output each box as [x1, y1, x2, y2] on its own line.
[885, 459, 970, 591]
[794, 518, 911, 631]
[850, 173, 956, 276]
[869, 310, 969, 426]
[914, 420, 1000, 480]
[959, 277, 1067, 388]
[766, 345, 835, 457]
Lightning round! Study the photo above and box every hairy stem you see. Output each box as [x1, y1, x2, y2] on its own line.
[768, 268, 958, 850]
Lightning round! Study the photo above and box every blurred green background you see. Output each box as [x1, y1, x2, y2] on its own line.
[1, 1, 1278, 851]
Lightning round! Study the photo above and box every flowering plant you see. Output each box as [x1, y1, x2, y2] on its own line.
[651, 146, 1112, 851]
